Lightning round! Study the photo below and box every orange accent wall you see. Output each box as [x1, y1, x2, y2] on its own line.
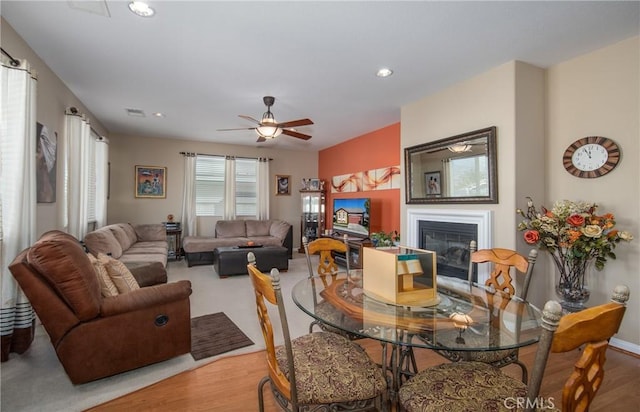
[319, 123, 401, 235]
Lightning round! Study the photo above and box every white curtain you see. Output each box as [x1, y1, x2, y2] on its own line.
[256, 157, 270, 220]
[0, 57, 37, 361]
[95, 136, 109, 228]
[181, 153, 197, 237]
[61, 111, 91, 239]
[223, 156, 236, 220]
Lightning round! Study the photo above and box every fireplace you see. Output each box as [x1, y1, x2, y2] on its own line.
[419, 221, 476, 281]
[407, 209, 492, 283]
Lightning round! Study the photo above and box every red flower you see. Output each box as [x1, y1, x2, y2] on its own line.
[523, 230, 540, 244]
[566, 214, 585, 227]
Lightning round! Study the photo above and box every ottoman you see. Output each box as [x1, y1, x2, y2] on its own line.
[213, 246, 289, 277]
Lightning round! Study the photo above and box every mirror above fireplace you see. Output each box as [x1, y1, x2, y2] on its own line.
[404, 126, 498, 204]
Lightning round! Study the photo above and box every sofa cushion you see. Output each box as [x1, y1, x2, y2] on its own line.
[27, 231, 101, 321]
[215, 220, 246, 238]
[87, 253, 119, 297]
[98, 253, 141, 294]
[133, 224, 167, 242]
[246, 220, 271, 237]
[84, 228, 123, 259]
[120, 223, 138, 246]
[109, 225, 134, 251]
[270, 220, 292, 241]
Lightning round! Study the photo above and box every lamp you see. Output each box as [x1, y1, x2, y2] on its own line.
[448, 143, 472, 153]
[255, 111, 282, 139]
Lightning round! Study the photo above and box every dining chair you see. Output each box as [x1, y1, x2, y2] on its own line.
[246, 252, 388, 412]
[302, 235, 364, 339]
[423, 240, 538, 382]
[399, 284, 630, 412]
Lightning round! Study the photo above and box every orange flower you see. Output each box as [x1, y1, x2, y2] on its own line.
[567, 230, 582, 243]
[608, 229, 619, 238]
[523, 230, 540, 244]
[566, 214, 585, 227]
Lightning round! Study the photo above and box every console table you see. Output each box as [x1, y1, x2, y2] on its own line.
[321, 233, 372, 269]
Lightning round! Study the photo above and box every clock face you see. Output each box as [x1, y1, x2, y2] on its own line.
[563, 137, 620, 178]
[571, 143, 608, 171]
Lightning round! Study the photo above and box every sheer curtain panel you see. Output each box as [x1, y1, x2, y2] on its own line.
[181, 153, 197, 236]
[223, 156, 236, 220]
[0, 57, 37, 361]
[95, 136, 109, 228]
[256, 157, 270, 219]
[61, 110, 91, 239]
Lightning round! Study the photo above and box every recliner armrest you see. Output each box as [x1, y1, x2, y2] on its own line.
[100, 280, 192, 316]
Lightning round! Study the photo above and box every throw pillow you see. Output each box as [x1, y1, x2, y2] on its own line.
[97, 253, 141, 294]
[87, 253, 119, 297]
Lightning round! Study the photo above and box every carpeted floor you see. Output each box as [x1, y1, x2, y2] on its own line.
[190, 312, 254, 360]
[0, 253, 313, 412]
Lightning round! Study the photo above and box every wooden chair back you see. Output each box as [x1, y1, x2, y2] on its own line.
[467, 240, 538, 300]
[246, 252, 298, 408]
[526, 285, 629, 412]
[303, 236, 350, 279]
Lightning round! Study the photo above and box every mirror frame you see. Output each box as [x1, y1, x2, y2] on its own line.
[404, 126, 498, 204]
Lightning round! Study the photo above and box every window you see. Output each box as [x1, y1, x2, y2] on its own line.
[195, 156, 257, 217]
[447, 154, 489, 197]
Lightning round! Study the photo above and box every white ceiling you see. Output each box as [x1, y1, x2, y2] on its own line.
[2, 1, 639, 151]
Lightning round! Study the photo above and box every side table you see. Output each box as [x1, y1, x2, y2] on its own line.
[166, 229, 183, 261]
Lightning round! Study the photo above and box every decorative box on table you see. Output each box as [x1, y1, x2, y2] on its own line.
[363, 246, 439, 307]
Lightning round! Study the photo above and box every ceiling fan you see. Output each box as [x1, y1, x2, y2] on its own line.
[217, 96, 313, 142]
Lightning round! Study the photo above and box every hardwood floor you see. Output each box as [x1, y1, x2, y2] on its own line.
[88, 339, 640, 411]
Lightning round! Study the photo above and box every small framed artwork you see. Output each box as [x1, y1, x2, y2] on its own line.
[309, 178, 321, 191]
[276, 175, 291, 195]
[424, 171, 442, 196]
[135, 165, 166, 198]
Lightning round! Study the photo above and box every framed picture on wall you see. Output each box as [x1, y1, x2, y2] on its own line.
[424, 171, 442, 196]
[135, 165, 166, 198]
[276, 175, 291, 195]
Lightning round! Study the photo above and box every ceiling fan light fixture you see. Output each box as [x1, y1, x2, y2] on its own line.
[255, 125, 282, 139]
[376, 67, 394, 78]
[448, 143, 472, 153]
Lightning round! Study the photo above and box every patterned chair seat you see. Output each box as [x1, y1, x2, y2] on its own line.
[276, 332, 387, 405]
[313, 301, 365, 340]
[399, 361, 559, 412]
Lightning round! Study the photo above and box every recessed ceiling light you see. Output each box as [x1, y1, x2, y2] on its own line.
[376, 68, 393, 78]
[128, 1, 155, 17]
[152, 112, 165, 118]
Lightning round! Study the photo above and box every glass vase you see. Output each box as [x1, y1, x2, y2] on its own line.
[554, 258, 591, 312]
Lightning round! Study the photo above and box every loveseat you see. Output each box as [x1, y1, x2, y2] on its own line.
[8, 230, 192, 384]
[183, 219, 293, 267]
[83, 223, 168, 286]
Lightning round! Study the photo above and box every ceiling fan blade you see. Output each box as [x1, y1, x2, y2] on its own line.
[238, 115, 261, 124]
[277, 118, 314, 128]
[256, 136, 267, 143]
[282, 129, 311, 140]
[217, 127, 257, 131]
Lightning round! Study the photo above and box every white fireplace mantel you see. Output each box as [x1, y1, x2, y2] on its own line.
[407, 208, 493, 282]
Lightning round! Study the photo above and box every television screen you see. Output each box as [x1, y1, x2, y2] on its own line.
[332, 198, 371, 237]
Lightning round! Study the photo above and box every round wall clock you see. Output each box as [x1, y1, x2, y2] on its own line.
[562, 136, 620, 178]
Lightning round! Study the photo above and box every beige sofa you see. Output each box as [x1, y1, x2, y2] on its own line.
[183, 219, 293, 267]
[83, 223, 168, 286]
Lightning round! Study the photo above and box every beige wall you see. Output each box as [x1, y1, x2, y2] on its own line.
[2, 19, 109, 236]
[108, 133, 318, 247]
[546, 36, 639, 348]
[401, 37, 639, 350]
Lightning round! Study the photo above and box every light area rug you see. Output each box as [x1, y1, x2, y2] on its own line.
[0, 253, 315, 412]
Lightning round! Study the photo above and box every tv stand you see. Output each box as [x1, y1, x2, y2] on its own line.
[323, 232, 372, 269]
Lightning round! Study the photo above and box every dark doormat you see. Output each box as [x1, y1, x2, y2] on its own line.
[190, 312, 254, 361]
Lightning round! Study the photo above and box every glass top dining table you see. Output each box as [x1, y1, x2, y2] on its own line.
[291, 273, 543, 353]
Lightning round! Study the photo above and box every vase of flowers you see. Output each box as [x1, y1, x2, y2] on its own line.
[517, 198, 633, 312]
